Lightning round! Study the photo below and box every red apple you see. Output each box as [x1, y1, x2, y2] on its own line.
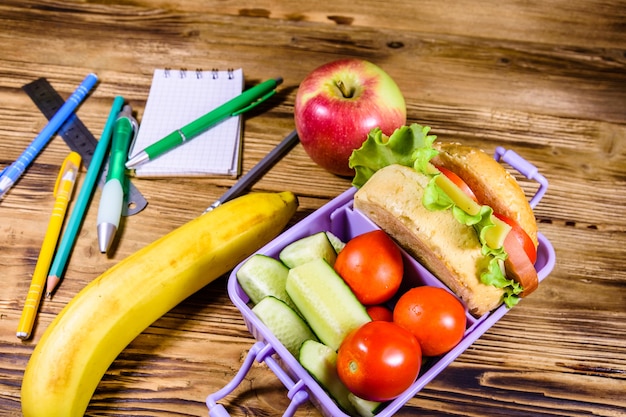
[294, 59, 406, 177]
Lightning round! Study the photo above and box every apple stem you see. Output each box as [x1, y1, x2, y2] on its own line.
[336, 80, 354, 98]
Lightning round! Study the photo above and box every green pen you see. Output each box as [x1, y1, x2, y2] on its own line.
[97, 104, 137, 253]
[126, 76, 283, 169]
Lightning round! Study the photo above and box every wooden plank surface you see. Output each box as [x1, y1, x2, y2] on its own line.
[1, 0, 625, 416]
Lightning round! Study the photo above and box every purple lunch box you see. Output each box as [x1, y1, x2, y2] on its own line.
[206, 147, 556, 417]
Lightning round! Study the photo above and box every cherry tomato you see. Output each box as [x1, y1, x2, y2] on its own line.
[366, 305, 393, 321]
[337, 321, 422, 402]
[393, 286, 467, 357]
[435, 165, 478, 202]
[494, 212, 537, 264]
[334, 230, 403, 305]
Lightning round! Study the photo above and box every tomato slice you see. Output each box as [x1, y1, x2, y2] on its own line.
[434, 165, 539, 296]
[494, 212, 537, 264]
[435, 165, 478, 202]
[502, 229, 538, 296]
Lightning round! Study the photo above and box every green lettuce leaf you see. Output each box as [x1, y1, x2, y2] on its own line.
[480, 237, 522, 308]
[349, 123, 522, 307]
[349, 124, 437, 188]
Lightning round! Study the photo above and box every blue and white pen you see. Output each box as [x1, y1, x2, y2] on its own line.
[0, 73, 98, 200]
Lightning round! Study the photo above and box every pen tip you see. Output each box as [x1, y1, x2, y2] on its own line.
[203, 200, 222, 214]
[125, 151, 149, 169]
[275, 76, 284, 85]
[45, 292, 52, 299]
[98, 223, 117, 253]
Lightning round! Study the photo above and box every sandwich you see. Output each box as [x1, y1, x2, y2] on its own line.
[349, 124, 539, 316]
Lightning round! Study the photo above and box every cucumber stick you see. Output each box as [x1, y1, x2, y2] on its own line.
[252, 296, 317, 357]
[299, 340, 357, 415]
[236, 254, 297, 310]
[286, 258, 371, 351]
[279, 231, 337, 268]
[325, 231, 346, 254]
[348, 393, 383, 417]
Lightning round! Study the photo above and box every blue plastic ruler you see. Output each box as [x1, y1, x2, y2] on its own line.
[22, 77, 147, 216]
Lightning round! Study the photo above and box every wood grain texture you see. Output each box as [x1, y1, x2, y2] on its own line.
[1, 0, 625, 416]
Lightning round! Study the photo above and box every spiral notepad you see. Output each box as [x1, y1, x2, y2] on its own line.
[131, 68, 244, 177]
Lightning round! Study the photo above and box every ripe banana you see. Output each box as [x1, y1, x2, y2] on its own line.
[21, 191, 298, 417]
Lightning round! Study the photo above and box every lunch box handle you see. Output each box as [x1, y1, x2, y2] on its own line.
[494, 146, 548, 208]
[206, 340, 309, 417]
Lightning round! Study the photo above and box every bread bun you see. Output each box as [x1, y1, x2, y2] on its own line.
[431, 142, 538, 246]
[354, 164, 504, 316]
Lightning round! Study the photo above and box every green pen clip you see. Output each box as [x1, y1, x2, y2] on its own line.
[232, 90, 277, 116]
[126, 116, 140, 159]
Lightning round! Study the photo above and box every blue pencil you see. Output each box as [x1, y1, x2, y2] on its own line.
[45, 96, 125, 297]
[0, 73, 98, 200]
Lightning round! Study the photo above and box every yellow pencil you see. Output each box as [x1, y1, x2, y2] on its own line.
[16, 151, 81, 340]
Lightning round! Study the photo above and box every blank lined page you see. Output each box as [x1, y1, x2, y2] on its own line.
[131, 68, 244, 177]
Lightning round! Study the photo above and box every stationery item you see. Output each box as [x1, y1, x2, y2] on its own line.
[22, 78, 147, 216]
[46, 96, 125, 297]
[127, 69, 280, 176]
[127, 68, 245, 176]
[0, 73, 97, 200]
[205, 130, 299, 213]
[97, 105, 137, 253]
[16, 152, 81, 340]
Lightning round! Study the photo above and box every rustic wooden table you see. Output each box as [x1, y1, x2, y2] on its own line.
[1, 1, 625, 416]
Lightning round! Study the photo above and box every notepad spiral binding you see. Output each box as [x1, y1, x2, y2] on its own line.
[162, 68, 237, 80]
